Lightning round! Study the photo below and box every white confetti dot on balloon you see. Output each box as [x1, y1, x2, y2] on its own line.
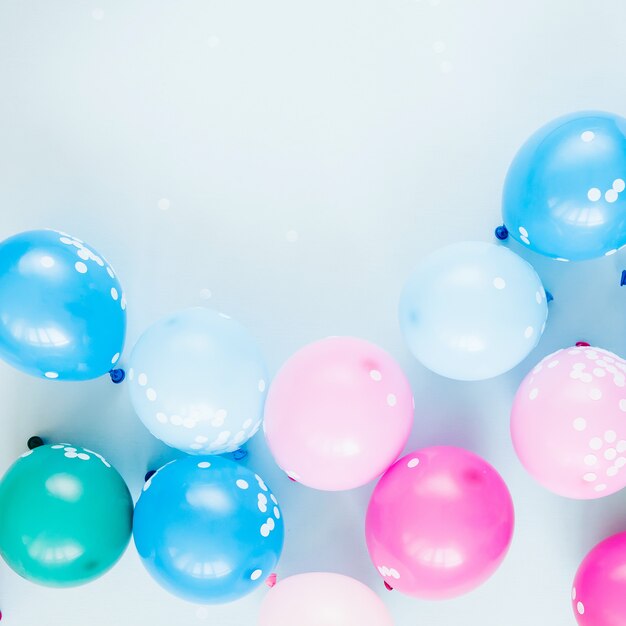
[589, 388, 602, 400]
[212, 409, 227, 427]
[605, 448, 617, 461]
[138, 373, 147, 386]
[614, 179, 626, 193]
[198, 461, 211, 469]
[584, 454, 597, 466]
[236, 479, 249, 490]
[590, 437, 603, 450]
[44, 371, 59, 379]
[157, 198, 170, 211]
[587, 188, 602, 202]
[250, 569, 262, 581]
[407, 458, 419, 468]
[529, 388, 539, 400]
[111, 353, 120, 364]
[605, 430, 617, 443]
[524, 326, 534, 339]
[110, 287, 118, 301]
[493, 277, 506, 289]
[75, 261, 87, 274]
[260, 524, 270, 537]
[146, 388, 157, 402]
[273, 506, 280, 519]
[594, 483, 607, 492]
[573, 418, 587, 431]
[581, 131, 595, 142]
[606, 189, 619, 203]
[370, 369, 382, 381]
[387, 393, 397, 407]
[156, 412, 167, 423]
[583, 473, 597, 482]
[577, 601, 585, 615]
[258, 379, 266, 392]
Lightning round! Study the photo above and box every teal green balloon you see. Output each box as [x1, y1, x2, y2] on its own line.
[0, 444, 133, 587]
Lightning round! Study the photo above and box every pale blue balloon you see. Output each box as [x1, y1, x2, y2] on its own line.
[0, 229, 126, 380]
[128, 307, 268, 455]
[133, 455, 284, 604]
[399, 242, 548, 381]
[503, 111, 626, 261]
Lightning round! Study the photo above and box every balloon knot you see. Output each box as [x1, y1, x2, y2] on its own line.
[144, 470, 156, 482]
[494, 224, 509, 241]
[384, 581, 393, 591]
[109, 368, 125, 384]
[27, 436, 44, 450]
[265, 573, 277, 588]
[288, 476, 297, 482]
[545, 290, 553, 302]
[621, 270, 626, 287]
[576, 341, 591, 347]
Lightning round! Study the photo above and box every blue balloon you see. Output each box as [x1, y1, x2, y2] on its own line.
[0, 229, 126, 380]
[128, 308, 268, 455]
[399, 242, 548, 381]
[133, 456, 284, 604]
[503, 111, 626, 261]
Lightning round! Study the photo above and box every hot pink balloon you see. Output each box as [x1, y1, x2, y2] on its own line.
[258, 572, 393, 626]
[365, 446, 514, 599]
[572, 532, 626, 625]
[511, 345, 626, 499]
[263, 337, 413, 491]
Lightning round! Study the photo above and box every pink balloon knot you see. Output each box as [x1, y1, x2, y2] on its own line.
[576, 341, 591, 347]
[265, 573, 277, 588]
[384, 581, 393, 591]
[288, 476, 297, 482]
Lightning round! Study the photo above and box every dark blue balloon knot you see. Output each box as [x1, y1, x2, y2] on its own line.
[621, 270, 626, 287]
[144, 470, 156, 482]
[109, 368, 126, 384]
[494, 225, 509, 241]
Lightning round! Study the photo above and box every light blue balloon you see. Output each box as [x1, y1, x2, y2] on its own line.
[0, 229, 126, 380]
[503, 111, 626, 261]
[399, 242, 548, 381]
[133, 456, 284, 604]
[128, 307, 268, 455]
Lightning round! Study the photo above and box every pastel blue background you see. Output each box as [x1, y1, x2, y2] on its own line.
[0, 1, 625, 625]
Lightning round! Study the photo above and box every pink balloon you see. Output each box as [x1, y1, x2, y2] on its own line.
[258, 572, 393, 626]
[572, 532, 626, 625]
[511, 345, 626, 499]
[264, 337, 413, 491]
[365, 446, 514, 599]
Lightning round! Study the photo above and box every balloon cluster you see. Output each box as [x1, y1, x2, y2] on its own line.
[0, 109, 625, 624]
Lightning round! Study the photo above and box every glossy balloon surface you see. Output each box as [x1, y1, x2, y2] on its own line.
[128, 308, 268, 455]
[264, 336, 413, 491]
[258, 572, 393, 626]
[399, 241, 548, 380]
[0, 444, 133, 587]
[133, 455, 284, 604]
[572, 532, 626, 626]
[0, 229, 126, 380]
[512, 345, 626, 499]
[366, 446, 514, 599]
[503, 111, 626, 261]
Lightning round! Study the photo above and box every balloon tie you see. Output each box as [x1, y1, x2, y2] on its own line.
[545, 290, 553, 303]
[27, 436, 44, 450]
[576, 341, 590, 347]
[384, 581, 393, 591]
[494, 225, 509, 240]
[144, 470, 156, 482]
[621, 270, 626, 287]
[109, 368, 125, 384]
[265, 573, 277, 588]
